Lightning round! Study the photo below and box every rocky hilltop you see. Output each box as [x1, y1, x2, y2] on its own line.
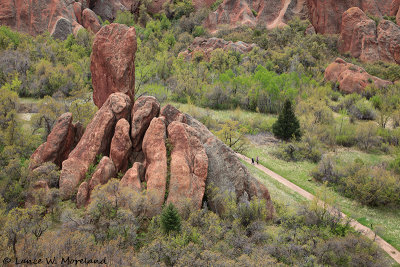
[29, 23, 274, 217]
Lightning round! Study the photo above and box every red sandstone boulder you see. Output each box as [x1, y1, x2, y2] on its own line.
[30, 113, 76, 170]
[59, 93, 131, 200]
[307, 0, 392, 34]
[82, 8, 101, 34]
[339, 8, 400, 64]
[110, 119, 132, 172]
[73, 2, 83, 24]
[131, 96, 160, 152]
[0, 0, 79, 37]
[180, 37, 257, 61]
[89, 156, 116, 191]
[142, 117, 167, 215]
[325, 58, 392, 94]
[339, 7, 379, 62]
[91, 23, 137, 108]
[76, 182, 89, 208]
[391, 0, 400, 16]
[50, 17, 73, 40]
[397, 8, 400, 26]
[120, 162, 144, 192]
[160, 104, 187, 126]
[377, 20, 400, 64]
[166, 121, 208, 209]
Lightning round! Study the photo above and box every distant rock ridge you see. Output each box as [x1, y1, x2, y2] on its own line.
[180, 37, 257, 61]
[29, 23, 274, 218]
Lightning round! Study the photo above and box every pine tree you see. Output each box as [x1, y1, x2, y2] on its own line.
[161, 203, 181, 234]
[272, 99, 301, 141]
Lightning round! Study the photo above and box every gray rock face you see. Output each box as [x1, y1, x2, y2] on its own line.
[51, 17, 73, 40]
[184, 114, 274, 218]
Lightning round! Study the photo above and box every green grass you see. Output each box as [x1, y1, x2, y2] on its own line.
[245, 143, 400, 252]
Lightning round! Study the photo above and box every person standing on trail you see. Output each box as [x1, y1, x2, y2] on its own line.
[256, 156, 259, 164]
[251, 158, 255, 164]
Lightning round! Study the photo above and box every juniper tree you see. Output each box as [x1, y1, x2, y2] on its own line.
[272, 99, 301, 141]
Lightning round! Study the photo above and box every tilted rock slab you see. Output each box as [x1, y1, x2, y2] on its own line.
[76, 182, 89, 208]
[120, 162, 144, 192]
[91, 23, 137, 108]
[110, 119, 132, 172]
[325, 58, 392, 94]
[166, 121, 208, 209]
[89, 156, 116, 191]
[131, 96, 160, 152]
[82, 8, 101, 34]
[59, 93, 131, 200]
[142, 117, 167, 215]
[160, 104, 187, 126]
[184, 114, 274, 218]
[29, 112, 76, 170]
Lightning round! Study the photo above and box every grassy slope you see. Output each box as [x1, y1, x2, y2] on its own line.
[245, 144, 400, 251]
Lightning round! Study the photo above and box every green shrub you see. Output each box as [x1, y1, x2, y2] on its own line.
[115, 11, 135, 26]
[192, 25, 205, 37]
[272, 100, 301, 141]
[161, 203, 182, 234]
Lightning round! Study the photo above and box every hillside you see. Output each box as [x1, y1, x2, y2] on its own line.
[1, 0, 400, 266]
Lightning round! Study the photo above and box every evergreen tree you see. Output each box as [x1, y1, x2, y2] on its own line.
[272, 99, 301, 141]
[161, 203, 181, 234]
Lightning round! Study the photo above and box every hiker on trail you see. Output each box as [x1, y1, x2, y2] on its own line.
[251, 158, 255, 164]
[256, 156, 259, 164]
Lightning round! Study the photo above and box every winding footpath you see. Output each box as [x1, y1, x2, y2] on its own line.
[236, 153, 400, 264]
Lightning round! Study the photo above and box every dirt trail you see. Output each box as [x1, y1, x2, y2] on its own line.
[237, 153, 400, 264]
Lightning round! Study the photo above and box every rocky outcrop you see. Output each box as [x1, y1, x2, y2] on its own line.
[110, 119, 132, 172]
[142, 117, 167, 214]
[89, 156, 116, 191]
[131, 96, 160, 152]
[91, 23, 137, 108]
[307, 0, 392, 34]
[160, 104, 187, 126]
[391, 0, 400, 16]
[180, 37, 257, 61]
[325, 58, 392, 94]
[339, 8, 400, 64]
[120, 162, 144, 192]
[73, 2, 83, 24]
[59, 93, 131, 200]
[167, 121, 208, 209]
[82, 8, 101, 33]
[76, 182, 89, 208]
[184, 114, 274, 218]
[205, 0, 307, 32]
[50, 17, 73, 40]
[0, 0, 79, 37]
[29, 113, 76, 170]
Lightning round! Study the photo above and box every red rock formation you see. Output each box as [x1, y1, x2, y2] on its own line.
[29, 113, 76, 170]
[397, 8, 400, 26]
[89, 156, 116, 191]
[142, 117, 167, 214]
[307, 0, 392, 34]
[82, 8, 101, 33]
[339, 8, 400, 64]
[59, 93, 131, 200]
[166, 121, 208, 209]
[391, 0, 400, 16]
[110, 119, 132, 172]
[205, 0, 307, 32]
[73, 2, 83, 24]
[131, 96, 160, 152]
[180, 37, 257, 61]
[325, 58, 392, 94]
[0, 0, 83, 38]
[91, 23, 137, 108]
[76, 182, 89, 208]
[120, 162, 144, 192]
[377, 20, 400, 64]
[160, 104, 187, 126]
